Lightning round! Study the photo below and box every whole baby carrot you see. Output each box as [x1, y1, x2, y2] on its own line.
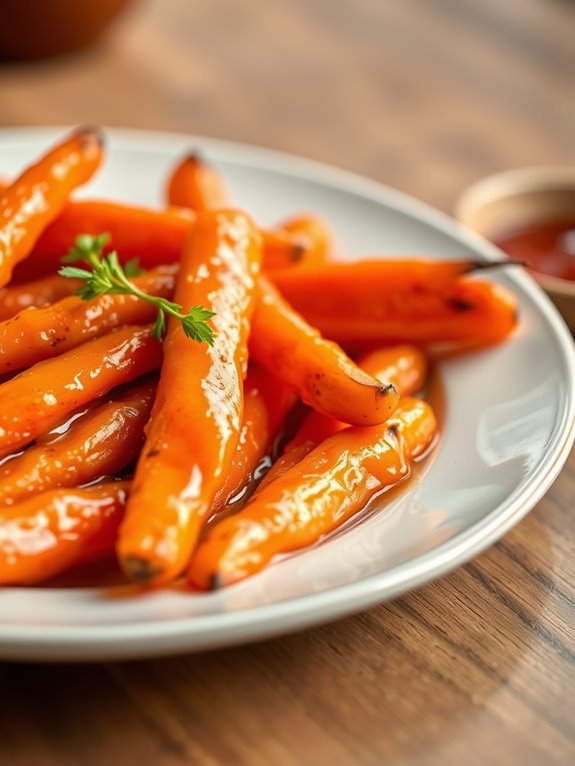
[18, 201, 194, 278]
[257, 344, 428, 491]
[18, 201, 303, 281]
[0, 481, 129, 585]
[0, 381, 155, 506]
[166, 152, 229, 211]
[165, 152, 326, 270]
[271, 213, 333, 267]
[0, 126, 103, 287]
[0, 265, 177, 375]
[271, 261, 518, 346]
[209, 364, 297, 515]
[355, 344, 428, 397]
[118, 209, 262, 585]
[0, 325, 161, 457]
[189, 397, 437, 588]
[0, 273, 81, 321]
[249, 277, 399, 426]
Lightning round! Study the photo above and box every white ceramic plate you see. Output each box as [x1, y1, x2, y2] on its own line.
[1, 128, 574, 662]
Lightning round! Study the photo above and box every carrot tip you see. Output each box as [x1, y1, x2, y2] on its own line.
[122, 555, 164, 584]
[186, 150, 205, 166]
[379, 383, 398, 398]
[208, 572, 223, 590]
[290, 242, 307, 262]
[75, 124, 105, 149]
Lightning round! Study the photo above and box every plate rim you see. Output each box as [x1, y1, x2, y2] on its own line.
[1, 126, 574, 659]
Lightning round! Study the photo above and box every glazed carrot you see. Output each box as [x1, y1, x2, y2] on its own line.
[0, 381, 155, 506]
[0, 265, 177, 375]
[0, 481, 129, 585]
[189, 397, 437, 588]
[0, 325, 161, 457]
[258, 344, 428, 491]
[209, 364, 297, 515]
[118, 210, 262, 584]
[356, 345, 428, 397]
[271, 261, 518, 346]
[166, 152, 229, 211]
[271, 213, 333, 267]
[272, 258, 501, 299]
[0, 273, 80, 321]
[0, 126, 103, 287]
[17, 201, 193, 279]
[249, 277, 399, 426]
[17, 201, 303, 281]
[166, 152, 330, 270]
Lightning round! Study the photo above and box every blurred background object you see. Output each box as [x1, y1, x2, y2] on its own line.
[456, 165, 575, 331]
[0, 0, 574, 214]
[0, 0, 135, 60]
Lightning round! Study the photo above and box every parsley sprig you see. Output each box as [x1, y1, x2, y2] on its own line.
[59, 234, 215, 344]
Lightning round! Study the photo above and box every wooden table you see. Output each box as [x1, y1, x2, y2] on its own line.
[1, 1, 574, 763]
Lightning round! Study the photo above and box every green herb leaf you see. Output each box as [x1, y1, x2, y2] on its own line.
[124, 257, 143, 277]
[59, 233, 216, 344]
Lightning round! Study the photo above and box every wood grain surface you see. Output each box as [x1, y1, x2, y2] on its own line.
[0, 1, 574, 764]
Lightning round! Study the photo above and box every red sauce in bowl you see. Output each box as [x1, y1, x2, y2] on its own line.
[495, 219, 575, 281]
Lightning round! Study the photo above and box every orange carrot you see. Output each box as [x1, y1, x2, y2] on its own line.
[0, 481, 129, 585]
[0, 381, 155, 506]
[166, 152, 229, 211]
[17, 201, 303, 281]
[355, 344, 428, 397]
[209, 364, 297, 515]
[189, 398, 437, 588]
[0, 325, 161, 457]
[18, 201, 194, 279]
[249, 277, 399, 426]
[271, 261, 518, 347]
[272, 213, 333, 267]
[118, 210, 262, 584]
[0, 265, 177, 375]
[0, 273, 80, 321]
[258, 344, 428, 491]
[0, 126, 103, 287]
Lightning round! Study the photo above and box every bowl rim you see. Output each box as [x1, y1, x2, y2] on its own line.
[455, 166, 575, 298]
[455, 165, 575, 223]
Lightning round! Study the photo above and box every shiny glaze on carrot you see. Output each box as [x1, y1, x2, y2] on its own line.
[0, 273, 81, 321]
[0, 325, 161, 457]
[0, 265, 177, 375]
[356, 345, 428, 398]
[0, 126, 103, 287]
[210, 363, 297, 515]
[271, 262, 518, 346]
[166, 152, 229, 211]
[17, 200, 304, 282]
[166, 153, 323, 270]
[257, 343, 428, 492]
[0, 481, 129, 585]
[118, 210, 262, 584]
[0, 381, 155, 506]
[273, 213, 333, 267]
[18, 200, 194, 279]
[189, 398, 437, 588]
[249, 277, 399, 426]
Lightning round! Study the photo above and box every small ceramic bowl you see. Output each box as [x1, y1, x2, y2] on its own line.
[455, 167, 575, 332]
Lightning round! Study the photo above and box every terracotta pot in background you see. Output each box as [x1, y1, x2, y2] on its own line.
[0, 0, 136, 61]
